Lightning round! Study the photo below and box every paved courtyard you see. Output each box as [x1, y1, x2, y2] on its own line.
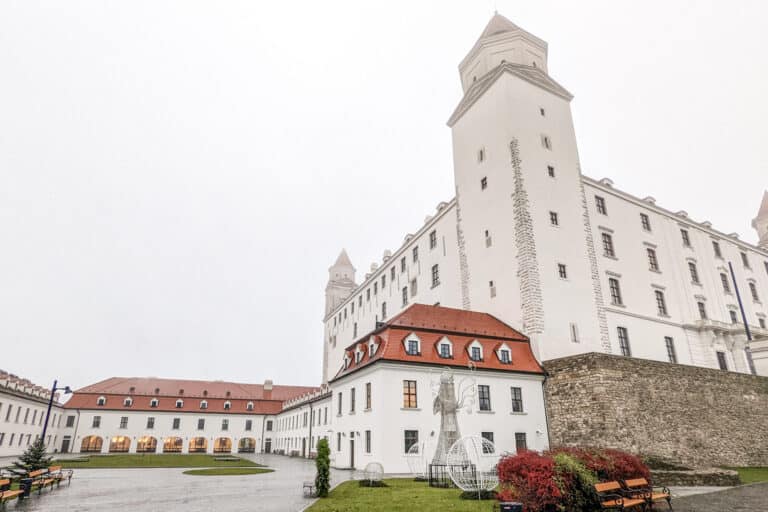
[3, 454, 352, 512]
[671, 482, 768, 512]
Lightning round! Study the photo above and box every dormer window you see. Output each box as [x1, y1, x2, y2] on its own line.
[123, 397, 133, 407]
[343, 355, 351, 370]
[403, 333, 422, 355]
[468, 341, 484, 362]
[97, 396, 106, 406]
[355, 350, 363, 364]
[437, 337, 453, 359]
[223, 401, 231, 410]
[499, 349, 511, 364]
[246, 402, 254, 411]
[175, 399, 184, 408]
[150, 398, 159, 408]
[200, 400, 208, 410]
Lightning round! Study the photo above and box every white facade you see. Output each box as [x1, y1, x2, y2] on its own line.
[323, 13, 768, 380]
[0, 375, 67, 457]
[328, 362, 547, 474]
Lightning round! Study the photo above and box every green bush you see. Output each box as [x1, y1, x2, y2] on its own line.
[553, 453, 600, 512]
[315, 438, 331, 497]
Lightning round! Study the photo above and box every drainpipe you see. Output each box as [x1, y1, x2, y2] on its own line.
[308, 403, 313, 458]
[260, 415, 267, 453]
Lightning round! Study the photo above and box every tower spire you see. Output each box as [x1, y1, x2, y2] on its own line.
[752, 190, 768, 249]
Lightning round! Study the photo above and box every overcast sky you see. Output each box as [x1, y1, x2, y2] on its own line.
[1, 1, 766, 392]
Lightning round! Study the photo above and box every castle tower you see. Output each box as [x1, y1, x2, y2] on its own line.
[448, 13, 609, 360]
[752, 190, 768, 249]
[325, 249, 357, 316]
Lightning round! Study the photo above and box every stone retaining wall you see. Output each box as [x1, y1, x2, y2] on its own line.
[544, 353, 768, 468]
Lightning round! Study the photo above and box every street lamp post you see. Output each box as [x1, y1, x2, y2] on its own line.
[41, 379, 72, 450]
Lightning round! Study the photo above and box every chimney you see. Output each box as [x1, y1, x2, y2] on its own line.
[263, 379, 273, 391]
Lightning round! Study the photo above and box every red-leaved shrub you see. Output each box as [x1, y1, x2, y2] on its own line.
[546, 447, 650, 482]
[496, 450, 561, 511]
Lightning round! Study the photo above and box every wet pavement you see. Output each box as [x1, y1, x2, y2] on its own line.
[2, 454, 352, 512]
[671, 482, 768, 512]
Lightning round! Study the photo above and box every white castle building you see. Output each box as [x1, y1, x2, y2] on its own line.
[323, 13, 768, 382]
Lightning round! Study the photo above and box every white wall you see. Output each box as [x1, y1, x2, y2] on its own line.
[0, 392, 66, 457]
[329, 362, 547, 474]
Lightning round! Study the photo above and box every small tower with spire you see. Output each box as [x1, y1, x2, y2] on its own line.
[752, 190, 768, 249]
[325, 249, 357, 316]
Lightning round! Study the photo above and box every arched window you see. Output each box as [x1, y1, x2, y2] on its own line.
[123, 397, 133, 407]
[150, 398, 159, 408]
[175, 399, 184, 408]
[96, 396, 106, 406]
[200, 400, 208, 410]
[223, 401, 231, 410]
[246, 402, 254, 411]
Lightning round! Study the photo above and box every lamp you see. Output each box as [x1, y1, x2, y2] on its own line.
[42, 380, 72, 449]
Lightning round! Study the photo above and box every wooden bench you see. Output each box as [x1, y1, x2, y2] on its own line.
[624, 478, 672, 510]
[595, 481, 647, 511]
[47, 466, 74, 488]
[0, 479, 23, 508]
[28, 468, 56, 494]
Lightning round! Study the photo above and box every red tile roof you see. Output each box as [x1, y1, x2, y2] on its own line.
[332, 304, 543, 380]
[65, 377, 319, 414]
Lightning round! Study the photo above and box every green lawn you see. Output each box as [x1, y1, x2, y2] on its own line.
[729, 467, 768, 484]
[306, 479, 492, 512]
[183, 467, 274, 476]
[53, 454, 262, 469]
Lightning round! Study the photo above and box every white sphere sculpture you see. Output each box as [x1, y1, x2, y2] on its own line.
[445, 436, 499, 492]
[363, 462, 384, 483]
[405, 438, 438, 479]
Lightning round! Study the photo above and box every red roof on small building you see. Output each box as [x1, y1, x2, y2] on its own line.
[332, 304, 543, 380]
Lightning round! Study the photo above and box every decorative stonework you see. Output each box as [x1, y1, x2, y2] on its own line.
[455, 190, 472, 310]
[544, 353, 768, 468]
[509, 139, 544, 337]
[578, 178, 611, 353]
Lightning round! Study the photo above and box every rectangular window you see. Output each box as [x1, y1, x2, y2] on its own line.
[608, 277, 623, 306]
[410, 278, 418, 297]
[655, 290, 668, 316]
[400, 257, 406, 273]
[119, 416, 128, 429]
[549, 211, 559, 226]
[337, 432, 341, 451]
[510, 387, 523, 412]
[403, 380, 417, 409]
[541, 134, 552, 150]
[412, 246, 419, 263]
[404, 430, 418, 453]
[0, 433, 4, 446]
[681, 229, 691, 247]
[688, 262, 700, 284]
[713, 240, 722, 258]
[350, 388, 356, 413]
[353, 322, 357, 338]
[484, 229, 492, 247]
[407, 339, 419, 355]
[730, 310, 739, 324]
[366, 289, 370, 301]
[515, 433, 527, 452]
[221, 419, 229, 431]
[246, 420, 253, 431]
[365, 430, 371, 453]
[373, 282, 377, 295]
[92, 416, 101, 428]
[499, 349, 510, 363]
[431, 264, 440, 287]
[197, 418, 205, 430]
[749, 282, 760, 302]
[489, 280, 496, 298]
[477, 148, 485, 162]
[470, 346, 482, 361]
[557, 263, 568, 281]
[617, 327, 631, 356]
[547, 165, 555, 178]
[440, 343, 451, 358]
[716, 351, 728, 370]
[647, 248, 659, 271]
[602, 233, 615, 257]
[337, 392, 342, 415]
[172, 418, 180, 430]
[697, 301, 707, 320]
[391, 266, 396, 281]
[402, 286, 408, 306]
[381, 274, 386, 289]
[65, 415, 75, 428]
[721, 273, 731, 293]
[5, 404, 11, 421]
[146, 417, 155, 429]
[481, 432, 495, 453]
[570, 323, 580, 343]
[665, 337, 677, 363]
[429, 230, 437, 249]
[741, 252, 750, 268]
[365, 382, 371, 410]
[640, 213, 651, 231]
[481, 177, 487, 190]
[595, 196, 607, 215]
[759, 317, 766, 329]
[478, 385, 491, 411]
[381, 301, 387, 320]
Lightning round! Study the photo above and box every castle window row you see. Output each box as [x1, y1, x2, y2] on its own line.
[95, 396, 254, 411]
